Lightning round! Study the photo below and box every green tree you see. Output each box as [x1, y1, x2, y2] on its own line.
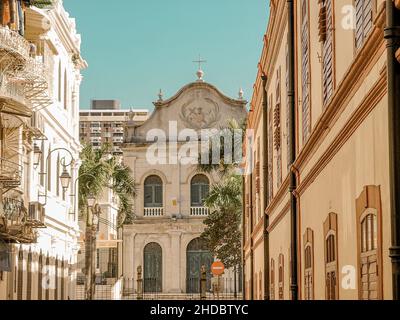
[78, 143, 136, 299]
[197, 119, 246, 297]
[201, 174, 242, 269]
[78, 143, 136, 225]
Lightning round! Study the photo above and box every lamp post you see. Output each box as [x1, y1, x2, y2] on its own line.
[35, 146, 74, 206]
[85, 195, 100, 300]
[67, 173, 98, 300]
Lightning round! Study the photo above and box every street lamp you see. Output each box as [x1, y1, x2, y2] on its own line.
[37, 147, 74, 206]
[68, 173, 96, 219]
[87, 194, 96, 208]
[33, 143, 42, 169]
[60, 165, 72, 191]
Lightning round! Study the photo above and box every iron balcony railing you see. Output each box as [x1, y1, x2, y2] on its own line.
[0, 197, 37, 243]
[0, 157, 22, 188]
[0, 75, 30, 109]
[0, 26, 31, 61]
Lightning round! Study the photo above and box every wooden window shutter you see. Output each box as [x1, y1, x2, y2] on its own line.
[318, 4, 327, 42]
[321, 0, 334, 105]
[355, 0, 373, 49]
[301, 0, 311, 143]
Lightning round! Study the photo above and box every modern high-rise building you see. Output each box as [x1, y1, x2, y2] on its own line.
[79, 106, 149, 154]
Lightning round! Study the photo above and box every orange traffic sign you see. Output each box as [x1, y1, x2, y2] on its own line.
[211, 261, 225, 276]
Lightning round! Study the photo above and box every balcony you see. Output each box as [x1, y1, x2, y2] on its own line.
[113, 137, 124, 144]
[0, 157, 22, 189]
[190, 207, 209, 217]
[90, 137, 102, 143]
[27, 202, 46, 228]
[0, 75, 32, 117]
[0, 197, 37, 243]
[91, 128, 101, 134]
[144, 207, 164, 217]
[27, 111, 46, 139]
[0, 26, 30, 62]
[21, 57, 52, 110]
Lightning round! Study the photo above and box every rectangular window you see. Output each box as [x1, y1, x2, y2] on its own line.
[320, 0, 334, 105]
[355, 0, 373, 49]
[301, 0, 311, 143]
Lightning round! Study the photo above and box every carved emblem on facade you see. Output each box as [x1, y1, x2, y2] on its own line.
[180, 98, 221, 130]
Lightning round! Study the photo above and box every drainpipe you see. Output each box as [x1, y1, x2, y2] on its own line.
[385, 0, 400, 300]
[287, 0, 298, 300]
[261, 74, 270, 300]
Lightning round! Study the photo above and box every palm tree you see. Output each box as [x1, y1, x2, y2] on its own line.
[78, 143, 136, 299]
[197, 119, 247, 298]
[201, 174, 242, 297]
[78, 143, 136, 224]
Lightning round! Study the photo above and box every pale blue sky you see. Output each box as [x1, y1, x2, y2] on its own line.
[64, 0, 269, 110]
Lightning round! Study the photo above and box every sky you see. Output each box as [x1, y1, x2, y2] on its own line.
[63, 0, 269, 111]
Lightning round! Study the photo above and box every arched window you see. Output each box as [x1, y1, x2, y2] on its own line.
[61, 259, 65, 300]
[278, 254, 284, 300]
[17, 249, 23, 300]
[54, 257, 59, 300]
[304, 228, 314, 300]
[324, 212, 338, 300]
[27, 251, 32, 300]
[270, 259, 275, 300]
[56, 153, 60, 197]
[64, 70, 68, 110]
[58, 61, 62, 102]
[356, 185, 382, 300]
[45, 254, 50, 300]
[47, 146, 52, 192]
[144, 175, 163, 208]
[38, 252, 43, 300]
[143, 243, 162, 293]
[190, 174, 209, 207]
[186, 238, 212, 293]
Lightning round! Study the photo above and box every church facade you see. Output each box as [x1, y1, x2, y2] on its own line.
[122, 73, 247, 294]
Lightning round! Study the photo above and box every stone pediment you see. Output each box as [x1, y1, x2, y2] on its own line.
[125, 81, 247, 144]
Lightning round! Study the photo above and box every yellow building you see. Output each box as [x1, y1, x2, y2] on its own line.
[243, 0, 400, 300]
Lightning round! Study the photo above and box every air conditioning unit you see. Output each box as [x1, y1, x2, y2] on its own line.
[28, 202, 46, 227]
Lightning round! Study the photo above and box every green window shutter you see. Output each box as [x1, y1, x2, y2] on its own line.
[154, 185, 163, 206]
[144, 185, 153, 207]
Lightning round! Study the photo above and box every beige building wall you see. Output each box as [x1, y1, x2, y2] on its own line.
[244, 0, 392, 300]
[123, 79, 247, 294]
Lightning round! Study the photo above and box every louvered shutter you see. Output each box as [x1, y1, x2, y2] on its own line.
[301, 0, 311, 143]
[144, 185, 153, 207]
[355, 0, 373, 49]
[154, 185, 163, 206]
[191, 184, 200, 206]
[322, 0, 334, 105]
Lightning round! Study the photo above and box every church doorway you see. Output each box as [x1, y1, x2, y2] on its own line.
[143, 243, 162, 293]
[186, 238, 213, 293]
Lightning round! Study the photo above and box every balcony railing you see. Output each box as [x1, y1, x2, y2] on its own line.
[190, 207, 209, 217]
[144, 207, 164, 217]
[0, 26, 30, 61]
[0, 197, 37, 243]
[0, 157, 22, 188]
[0, 75, 30, 110]
[27, 202, 46, 228]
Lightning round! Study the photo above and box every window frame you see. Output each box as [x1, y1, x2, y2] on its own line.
[143, 175, 163, 208]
